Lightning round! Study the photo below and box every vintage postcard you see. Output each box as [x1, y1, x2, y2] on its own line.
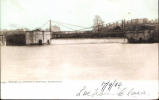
[0, 0, 158, 99]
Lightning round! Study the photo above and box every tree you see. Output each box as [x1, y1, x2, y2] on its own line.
[93, 15, 104, 32]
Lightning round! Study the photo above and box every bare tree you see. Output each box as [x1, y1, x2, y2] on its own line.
[93, 15, 104, 32]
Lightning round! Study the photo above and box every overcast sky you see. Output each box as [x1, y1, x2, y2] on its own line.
[1, 0, 158, 30]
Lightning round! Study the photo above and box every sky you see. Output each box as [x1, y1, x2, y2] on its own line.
[1, 0, 158, 31]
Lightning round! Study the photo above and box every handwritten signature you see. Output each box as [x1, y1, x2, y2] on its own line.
[76, 80, 146, 97]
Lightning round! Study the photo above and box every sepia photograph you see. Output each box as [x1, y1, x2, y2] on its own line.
[0, 0, 158, 99]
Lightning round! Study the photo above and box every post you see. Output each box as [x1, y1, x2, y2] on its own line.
[49, 20, 52, 43]
[49, 20, 52, 32]
[42, 31, 44, 43]
[122, 19, 126, 43]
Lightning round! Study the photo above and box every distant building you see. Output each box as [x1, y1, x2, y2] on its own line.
[5, 30, 51, 45]
[26, 30, 51, 45]
[126, 30, 154, 42]
[126, 24, 158, 43]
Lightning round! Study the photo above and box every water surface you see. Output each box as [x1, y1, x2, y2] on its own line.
[1, 39, 158, 81]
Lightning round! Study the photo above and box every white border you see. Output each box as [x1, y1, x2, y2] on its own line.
[1, 80, 158, 99]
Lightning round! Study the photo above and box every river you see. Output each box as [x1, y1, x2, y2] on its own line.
[1, 39, 158, 81]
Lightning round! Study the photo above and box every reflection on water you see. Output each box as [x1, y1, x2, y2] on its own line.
[1, 39, 158, 81]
